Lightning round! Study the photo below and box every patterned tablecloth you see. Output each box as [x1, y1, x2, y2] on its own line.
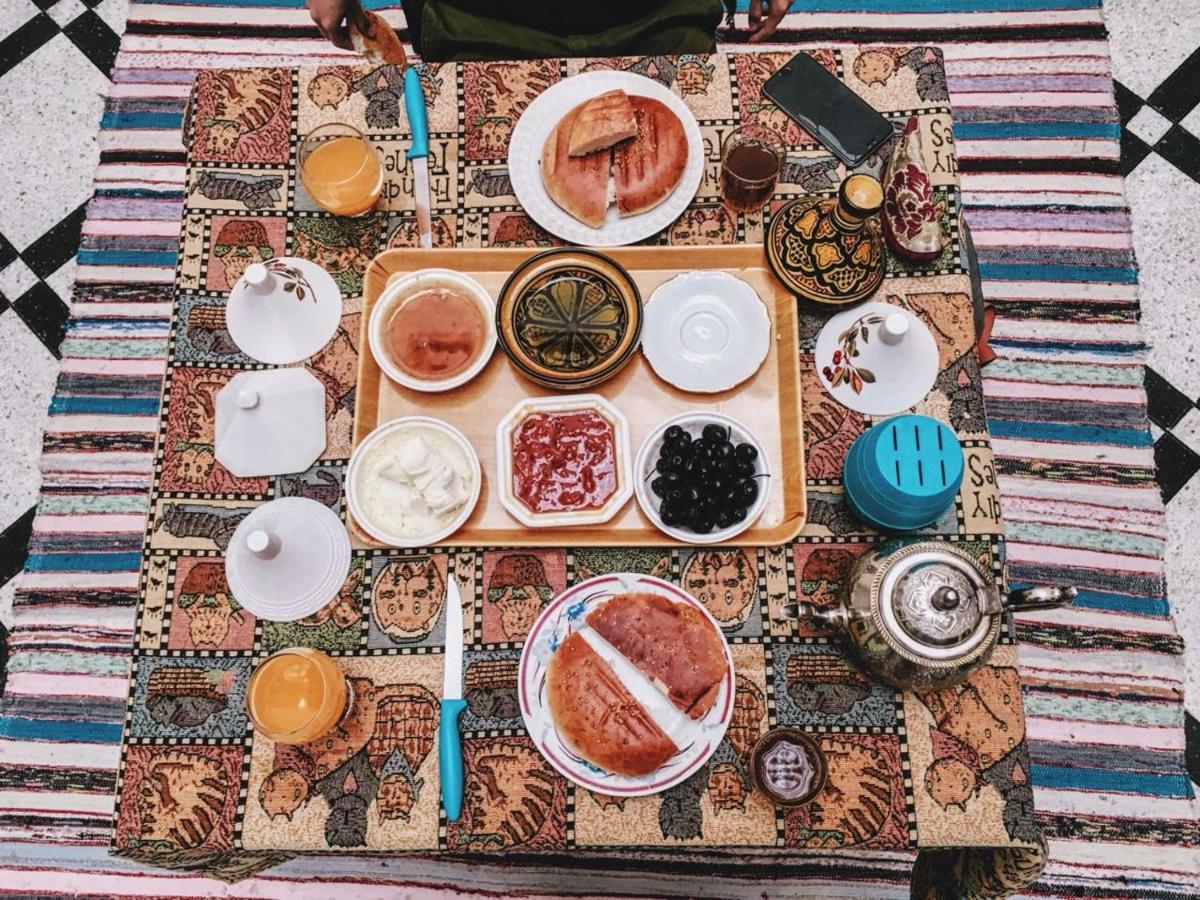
[111, 50, 1040, 893]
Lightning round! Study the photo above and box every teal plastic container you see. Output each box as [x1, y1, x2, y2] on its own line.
[843, 414, 964, 532]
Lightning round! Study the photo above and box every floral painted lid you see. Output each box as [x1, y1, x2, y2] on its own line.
[766, 174, 886, 308]
[496, 248, 642, 390]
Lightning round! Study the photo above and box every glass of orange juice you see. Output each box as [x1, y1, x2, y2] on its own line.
[246, 647, 351, 744]
[298, 123, 384, 217]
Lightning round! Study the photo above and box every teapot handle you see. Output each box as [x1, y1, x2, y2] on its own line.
[1002, 585, 1077, 612]
[782, 601, 850, 630]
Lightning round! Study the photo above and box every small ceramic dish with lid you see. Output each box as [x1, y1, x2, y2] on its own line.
[641, 270, 771, 394]
[368, 268, 496, 393]
[496, 248, 642, 390]
[346, 416, 482, 548]
[634, 412, 770, 545]
[496, 394, 633, 528]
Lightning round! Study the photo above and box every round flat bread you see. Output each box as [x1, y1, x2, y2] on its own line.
[546, 630, 677, 777]
[540, 103, 609, 229]
[612, 97, 687, 218]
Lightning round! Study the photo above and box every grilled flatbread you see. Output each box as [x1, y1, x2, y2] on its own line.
[588, 592, 727, 720]
[612, 97, 687, 218]
[541, 103, 610, 229]
[568, 90, 638, 157]
[546, 631, 678, 777]
[349, 11, 406, 67]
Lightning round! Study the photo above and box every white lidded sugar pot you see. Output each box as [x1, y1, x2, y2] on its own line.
[786, 541, 1076, 691]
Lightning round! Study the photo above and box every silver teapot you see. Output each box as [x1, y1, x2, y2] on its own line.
[785, 541, 1075, 691]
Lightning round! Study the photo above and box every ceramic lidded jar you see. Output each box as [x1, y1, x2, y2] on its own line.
[766, 173, 887, 308]
[788, 541, 1075, 691]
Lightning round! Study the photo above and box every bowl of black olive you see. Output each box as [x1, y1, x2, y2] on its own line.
[634, 413, 771, 544]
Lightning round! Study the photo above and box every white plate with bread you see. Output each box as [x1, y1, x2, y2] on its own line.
[508, 71, 705, 247]
[518, 573, 734, 796]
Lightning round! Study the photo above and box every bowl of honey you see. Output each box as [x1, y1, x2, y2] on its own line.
[369, 268, 497, 393]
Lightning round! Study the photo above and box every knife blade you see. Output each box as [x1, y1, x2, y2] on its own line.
[439, 576, 465, 821]
[402, 67, 432, 248]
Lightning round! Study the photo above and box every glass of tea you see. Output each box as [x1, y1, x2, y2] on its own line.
[720, 125, 785, 213]
[246, 647, 351, 744]
[299, 123, 384, 217]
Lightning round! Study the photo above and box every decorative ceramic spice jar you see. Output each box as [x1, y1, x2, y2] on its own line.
[786, 541, 1076, 691]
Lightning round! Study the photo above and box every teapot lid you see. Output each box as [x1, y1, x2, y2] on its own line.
[877, 544, 997, 659]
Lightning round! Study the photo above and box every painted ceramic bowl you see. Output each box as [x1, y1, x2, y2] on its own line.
[766, 175, 886, 308]
[496, 248, 642, 390]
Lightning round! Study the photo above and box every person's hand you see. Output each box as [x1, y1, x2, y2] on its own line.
[308, 0, 357, 51]
[747, 0, 789, 43]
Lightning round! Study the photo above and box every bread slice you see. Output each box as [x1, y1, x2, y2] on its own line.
[612, 97, 687, 218]
[568, 90, 638, 157]
[587, 592, 727, 720]
[541, 102, 610, 229]
[546, 631, 677, 777]
[349, 11, 407, 67]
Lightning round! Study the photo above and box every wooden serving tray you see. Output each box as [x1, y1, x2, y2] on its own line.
[354, 245, 806, 547]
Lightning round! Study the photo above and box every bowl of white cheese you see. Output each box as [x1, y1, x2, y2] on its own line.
[346, 416, 481, 548]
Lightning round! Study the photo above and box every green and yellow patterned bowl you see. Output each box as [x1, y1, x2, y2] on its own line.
[496, 248, 642, 390]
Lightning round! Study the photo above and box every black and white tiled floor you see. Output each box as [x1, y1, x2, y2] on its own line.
[0, 0, 128, 679]
[0, 0, 1194, 778]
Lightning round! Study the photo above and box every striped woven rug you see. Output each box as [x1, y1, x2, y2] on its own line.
[1, 0, 1197, 896]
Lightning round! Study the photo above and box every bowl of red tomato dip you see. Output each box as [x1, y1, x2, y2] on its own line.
[495, 394, 632, 527]
[369, 268, 496, 393]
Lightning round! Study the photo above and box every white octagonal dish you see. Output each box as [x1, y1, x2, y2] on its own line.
[496, 394, 632, 528]
[214, 369, 327, 478]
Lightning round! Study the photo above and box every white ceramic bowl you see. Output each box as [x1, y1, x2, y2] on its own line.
[496, 394, 633, 528]
[368, 268, 497, 393]
[346, 416, 482, 548]
[642, 271, 771, 394]
[634, 412, 771, 545]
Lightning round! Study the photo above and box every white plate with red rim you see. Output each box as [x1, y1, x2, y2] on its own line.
[519, 573, 734, 797]
[507, 70, 705, 247]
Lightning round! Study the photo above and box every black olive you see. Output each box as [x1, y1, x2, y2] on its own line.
[669, 454, 687, 471]
[666, 487, 686, 503]
[716, 509, 734, 529]
[685, 457, 703, 476]
[680, 502, 699, 524]
[686, 485, 702, 503]
[693, 515, 715, 534]
[655, 457, 672, 474]
[660, 502, 680, 527]
[732, 506, 748, 522]
[663, 470, 682, 486]
[721, 457, 740, 475]
[722, 488, 740, 507]
[741, 480, 759, 503]
[737, 459, 756, 478]
[714, 441, 734, 460]
[735, 443, 758, 463]
[709, 476, 727, 494]
[664, 424, 685, 443]
[702, 424, 728, 443]
[651, 476, 667, 497]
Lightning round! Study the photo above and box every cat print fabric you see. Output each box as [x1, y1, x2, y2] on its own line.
[117, 53, 1034, 897]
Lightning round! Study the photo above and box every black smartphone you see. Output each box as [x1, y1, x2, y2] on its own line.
[763, 52, 894, 167]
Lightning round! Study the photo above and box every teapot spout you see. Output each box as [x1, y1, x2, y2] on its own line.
[782, 601, 850, 630]
[1002, 585, 1077, 613]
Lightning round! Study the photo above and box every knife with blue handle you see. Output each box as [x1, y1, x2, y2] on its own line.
[439, 576, 466, 821]
[402, 66, 432, 248]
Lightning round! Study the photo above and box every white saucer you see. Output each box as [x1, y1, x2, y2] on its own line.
[813, 301, 939, 416]
[641, 271, 771, 394]
[226, 258, 342, 365]
[225, 497, 351, 622]
[214, 369, 327, 478]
